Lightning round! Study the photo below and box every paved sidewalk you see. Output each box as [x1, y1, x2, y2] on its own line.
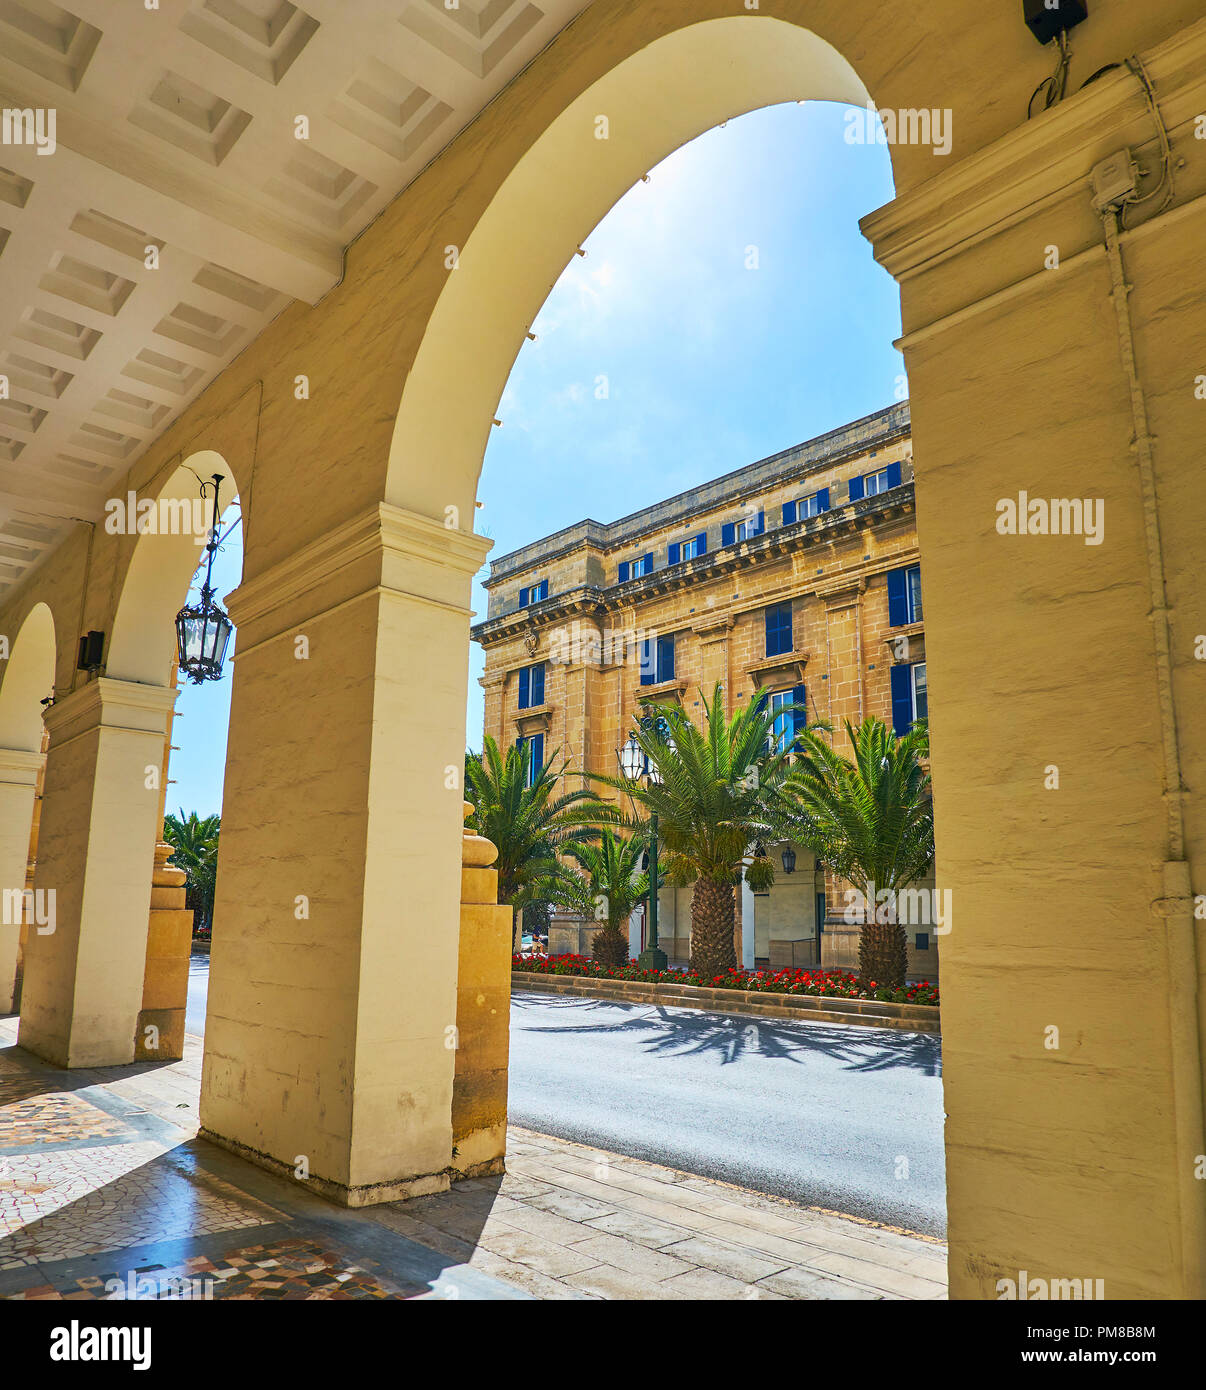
[0, 1016, 946, 1300]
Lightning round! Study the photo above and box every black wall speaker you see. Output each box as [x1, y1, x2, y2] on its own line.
[1023, 0, 1088, 45]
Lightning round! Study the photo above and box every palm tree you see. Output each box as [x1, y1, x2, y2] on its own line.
[785, 717, 933, 990]
[590, 684, 801, 980]
[464, 734, 615, 950]
[163, 809, 221, 935]
[534, 828, 653, 968]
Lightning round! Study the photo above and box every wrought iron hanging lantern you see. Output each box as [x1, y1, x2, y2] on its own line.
[781, 846, 797, 875]
[174, 473, 233, 684]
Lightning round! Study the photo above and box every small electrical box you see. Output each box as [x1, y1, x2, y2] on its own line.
[1023, 0, 1088, 46]
[1090, 150, 1137, 212]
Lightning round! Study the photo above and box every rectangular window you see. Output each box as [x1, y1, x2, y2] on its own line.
[639, 633, 675, 685]
[517, 662, 544, 710]
[800, 488, 829, 518]
[521, 579, 548, 606]
[765, 601, 792, 658]
[890, 661, 927, 735]
[736, 511, 764, 541]
[911, 661, 928, 723]
[763, 682, 807, 755]
[915, 932, 930, 952]
[633, 552, 652, 577]
[851, 460, 902, 501]
[886, 563, 923, 626]
[679, 531, 707, 562]
[517, 732, 544, 788]
[769, 690, 794, 754]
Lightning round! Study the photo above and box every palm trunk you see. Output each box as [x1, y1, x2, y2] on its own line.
[689, 876, 736, 979]
[591, 923, 629, 969]
[858, 915, 908, 990]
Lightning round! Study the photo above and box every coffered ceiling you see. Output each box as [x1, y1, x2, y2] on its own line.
[0, 0, 589, 599]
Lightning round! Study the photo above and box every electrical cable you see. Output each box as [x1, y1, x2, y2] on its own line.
[1027, 28, 1073, 119]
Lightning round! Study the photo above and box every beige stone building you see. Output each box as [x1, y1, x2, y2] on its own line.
[472, 402, 939, 978]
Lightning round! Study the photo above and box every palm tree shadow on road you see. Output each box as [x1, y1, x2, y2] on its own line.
[510, 992, 941, 1076]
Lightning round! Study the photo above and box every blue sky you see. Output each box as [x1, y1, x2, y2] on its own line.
[170, 99, 901, 813]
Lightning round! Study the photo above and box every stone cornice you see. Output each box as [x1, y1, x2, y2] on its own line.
[471, 487, 917, 648]
[862, 16, 1206, 283]
[483, 404, 912, 585]
[43, 675, 178, 743]
[228, 504, 492, 629]
[0, 746, 46, 784]
[746, 652, 810, 690]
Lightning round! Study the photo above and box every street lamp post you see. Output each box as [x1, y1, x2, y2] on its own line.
[619, 731, 668, 972]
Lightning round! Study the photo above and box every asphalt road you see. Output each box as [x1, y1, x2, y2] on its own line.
[509, 990, 946, 1236]
[185, 958, 945, 1235]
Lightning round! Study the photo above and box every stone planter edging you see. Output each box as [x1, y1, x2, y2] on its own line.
[512, 971, 940, 1034]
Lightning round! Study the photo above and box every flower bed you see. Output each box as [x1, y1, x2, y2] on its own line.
[512, 953, 939, 1007]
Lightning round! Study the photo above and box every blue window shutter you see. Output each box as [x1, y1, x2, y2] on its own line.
[817, 488, 830, 512]
[890, 664, 913, 735]
[782, 501, 797, 526]
[792, 683, 807, 745]
[618, 560, 629, 583]
[753, 688, 769, 717]
[518, 586, 529, 607]
[848, 475, 865, 501]
[532, 663, 544, 706]
[531, 733, 544, 777]
[657, 634, 675, 682]
[887, 568, 909, 626]
[695, 531, 707, 555]
[668, 542, 680, 565]
[643, 552, 653, 572]
[721, 521, 735, 547]
[639, 637, 655, 685]
[886, 460, 903, 489]
[754, 510, 764, 535]
[518, 666, 530, 708]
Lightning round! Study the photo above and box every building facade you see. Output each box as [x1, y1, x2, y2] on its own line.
[472, 402, 939, 979]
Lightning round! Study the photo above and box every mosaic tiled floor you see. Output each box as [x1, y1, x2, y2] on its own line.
[0, 1031, 525, 1301]
[0, 1143, 281, 1269]
[0, 1087, 132, 1148]
[13, 1236, 427, 1301]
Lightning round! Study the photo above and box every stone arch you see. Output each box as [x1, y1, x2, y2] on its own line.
[107, 450, 243, 686]
[385, 15, 881, 526]
[0, 601, 57, 1012]
[0, 601, 56, 752]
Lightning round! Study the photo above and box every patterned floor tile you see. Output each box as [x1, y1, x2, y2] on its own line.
[0, 1080, 134, 1150]
[20, 1237, 428, 1300]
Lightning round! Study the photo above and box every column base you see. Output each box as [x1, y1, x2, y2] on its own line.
[637, 947, 668, 971]
[198, 1127, 453, 1208]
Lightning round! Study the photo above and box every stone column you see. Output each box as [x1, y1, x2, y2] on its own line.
[863, 37, 1206, 1297]
[198, 503, 490, 1206]
[740, 873, 755, 971]
[451, 803, 513, 1181]
[0, 747, 43, 1013]
[19, 678, 178, 1066]
[134, 844, 193, 1061]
